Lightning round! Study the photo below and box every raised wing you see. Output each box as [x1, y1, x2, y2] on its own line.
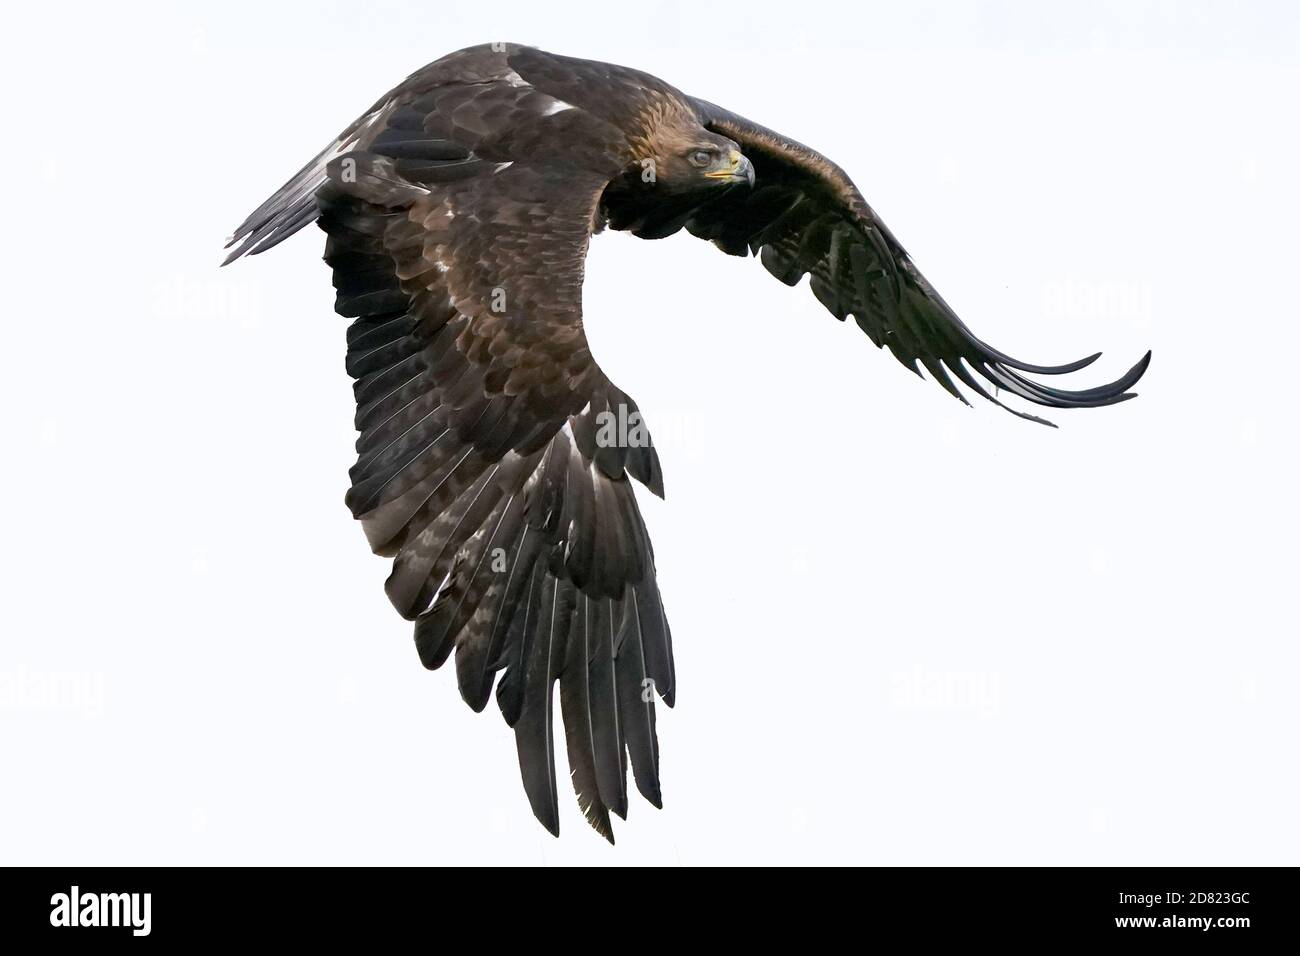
[225, 60, 672, 841]
[646, 100, 1151, 426]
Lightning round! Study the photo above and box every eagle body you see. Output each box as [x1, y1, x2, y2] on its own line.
[226, 43, 1149, 841]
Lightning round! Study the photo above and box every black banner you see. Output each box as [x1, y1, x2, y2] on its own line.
[0, 867, 1288, 944]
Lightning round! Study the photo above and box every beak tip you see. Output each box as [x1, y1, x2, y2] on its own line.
[738, 156, 755, 187]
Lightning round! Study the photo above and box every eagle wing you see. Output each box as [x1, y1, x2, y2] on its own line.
[225, 62, 671, 841]
[657, 101, 1151, 425]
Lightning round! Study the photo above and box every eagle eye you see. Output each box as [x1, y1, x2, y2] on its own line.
[688, 149, 714, 168]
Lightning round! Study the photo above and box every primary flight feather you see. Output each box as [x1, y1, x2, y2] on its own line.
[224, 43, 1150, 840]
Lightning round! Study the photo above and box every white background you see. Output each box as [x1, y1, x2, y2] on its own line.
[2, 1, 1297, 865]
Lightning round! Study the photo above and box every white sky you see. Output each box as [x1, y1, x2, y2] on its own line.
[2, 1, 1297, 864]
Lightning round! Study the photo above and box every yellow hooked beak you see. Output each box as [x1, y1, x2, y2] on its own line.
[704, 150, 755, 185]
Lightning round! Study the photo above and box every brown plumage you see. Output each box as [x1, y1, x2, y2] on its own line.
[224, 43, 1150, 841]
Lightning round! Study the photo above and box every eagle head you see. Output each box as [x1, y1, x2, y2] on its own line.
[647, 126, 755, 192]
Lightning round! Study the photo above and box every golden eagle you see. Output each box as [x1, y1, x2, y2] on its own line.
[225, 43, 1150, 841]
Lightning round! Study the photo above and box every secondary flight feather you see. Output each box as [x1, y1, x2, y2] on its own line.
[224, 43, 1150, 840]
